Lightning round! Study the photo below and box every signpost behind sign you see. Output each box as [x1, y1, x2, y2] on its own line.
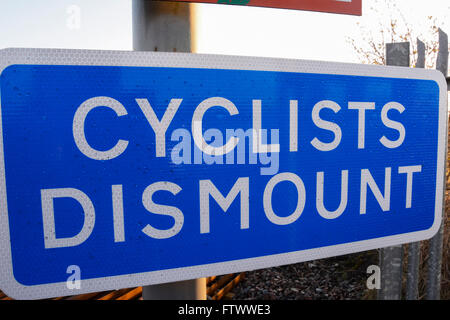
[427, 28, 448, 300]
[0, 48, 446, 299]
[404, 38, 425, 301]
[157, 0, 362, 16]
[377, 42, 410, 301]
[132, 0, 206, 300]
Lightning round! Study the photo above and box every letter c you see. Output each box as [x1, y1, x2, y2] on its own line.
[73, 96, 128, 160]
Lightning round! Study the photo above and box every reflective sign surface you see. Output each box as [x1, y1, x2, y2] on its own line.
[0, 48, 445, 299]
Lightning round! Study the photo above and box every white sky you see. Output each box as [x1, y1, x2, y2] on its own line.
[195, 0, 450, 64]
[0, 0, 448, 66]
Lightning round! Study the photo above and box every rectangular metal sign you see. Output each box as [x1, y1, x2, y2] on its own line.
[159, 0, 362, 16]
[0, 48, 446, 299]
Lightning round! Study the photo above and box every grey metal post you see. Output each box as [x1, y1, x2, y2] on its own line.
[377, 42, 410, 300]
[426, 28, 448, 300]
[404, 39, 425, 301]
[132, 0, 206, 300]
[141, 279, 207, 300]
[132, 0, 195, 52]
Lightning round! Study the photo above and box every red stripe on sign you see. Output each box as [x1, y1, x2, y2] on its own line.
[158, 0, 362, 16]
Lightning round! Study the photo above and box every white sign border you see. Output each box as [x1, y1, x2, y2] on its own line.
[0, 48, 446, 299]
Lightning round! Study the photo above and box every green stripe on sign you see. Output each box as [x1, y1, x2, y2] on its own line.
[217, 0, 251, 5]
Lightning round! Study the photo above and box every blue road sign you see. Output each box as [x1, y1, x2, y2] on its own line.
[0, 48, 447, 299]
